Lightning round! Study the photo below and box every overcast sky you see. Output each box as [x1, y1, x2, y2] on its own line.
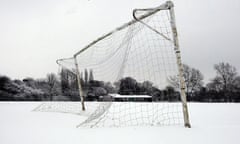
[0, 0, 240, 83]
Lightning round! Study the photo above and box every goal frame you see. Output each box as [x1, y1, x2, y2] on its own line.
[63, 1, 191, 128]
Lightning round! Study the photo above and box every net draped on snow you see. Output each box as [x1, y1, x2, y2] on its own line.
[34, 1, 185, 128]
[34, 102, 183, 128]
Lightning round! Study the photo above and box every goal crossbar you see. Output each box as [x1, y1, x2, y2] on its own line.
[73, 1, 173, 57]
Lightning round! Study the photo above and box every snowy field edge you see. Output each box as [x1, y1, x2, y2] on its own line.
[0, 102, 239, 144]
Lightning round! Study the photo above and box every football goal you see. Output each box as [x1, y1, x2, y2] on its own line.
[34, 1, 191, 128]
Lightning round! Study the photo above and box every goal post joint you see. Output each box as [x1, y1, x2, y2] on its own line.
[132, 1, 174, 42]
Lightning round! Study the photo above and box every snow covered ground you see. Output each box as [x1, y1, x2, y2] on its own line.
[0, 102, 239, 144]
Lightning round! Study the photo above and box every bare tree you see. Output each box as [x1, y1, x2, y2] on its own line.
[206, 76, 223, 92]
[46, 73, 58, 100]
[84, 69, 88, 85]
[206, 62, 239, 102]
[60, 68, 71, 95]
[169, 64, 204, 97]
[213, 62, 237, 91]
[89, 69, 94, 82]
[233, 76, 240, 92]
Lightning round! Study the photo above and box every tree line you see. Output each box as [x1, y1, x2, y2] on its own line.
[169, 62, 240, 102]
[0, 62, 240, 102]
[0, 74, 61, 101]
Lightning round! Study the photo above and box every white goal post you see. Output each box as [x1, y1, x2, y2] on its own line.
[35, 1, 191, 128]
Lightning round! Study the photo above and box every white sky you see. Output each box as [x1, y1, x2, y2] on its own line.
[0, 0, 240, 83]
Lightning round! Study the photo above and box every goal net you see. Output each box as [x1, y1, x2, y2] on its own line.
[34, 1, 190, 128]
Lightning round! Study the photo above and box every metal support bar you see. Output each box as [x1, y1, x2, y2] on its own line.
[74, 56, 85, 111]
[168, 1, 191, 128]
[133, 7, 172, 42]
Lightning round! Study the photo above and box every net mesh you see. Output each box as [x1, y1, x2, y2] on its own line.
[34, 2, 185, 128]
[71, 10, 177, 87]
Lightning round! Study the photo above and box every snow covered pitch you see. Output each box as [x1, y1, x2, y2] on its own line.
[0, 102, 239, 144]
